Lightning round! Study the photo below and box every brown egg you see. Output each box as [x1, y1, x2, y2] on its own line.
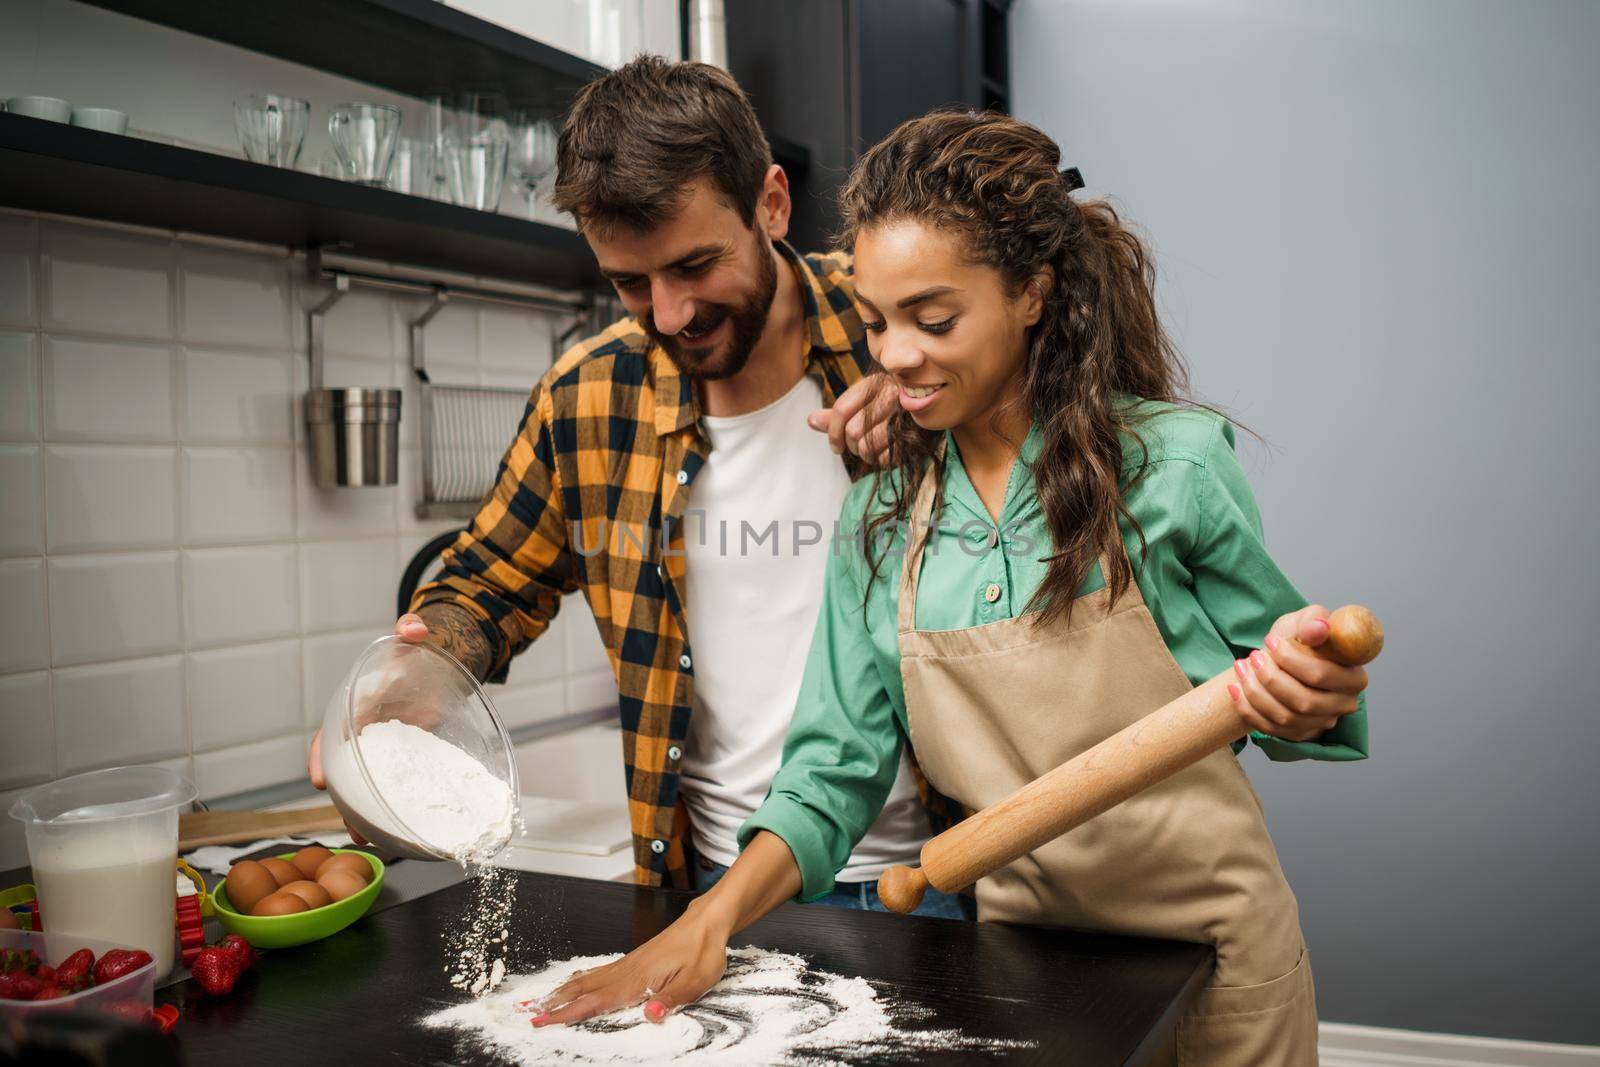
[315, 852, 373, 883]
[279, 879, 333, 910]
[317, 869, 369, 902]
[0, 907, 18, 930]
[260, 857, 302, 888]
[252, 891, 310, 917]
[225, 860, 277, 914]
[290, 846, 334, 880]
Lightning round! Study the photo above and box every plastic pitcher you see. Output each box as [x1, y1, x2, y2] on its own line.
[9, 766, 196, 979]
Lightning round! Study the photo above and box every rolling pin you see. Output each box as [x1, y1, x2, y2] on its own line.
[877, 605, 1383, 914]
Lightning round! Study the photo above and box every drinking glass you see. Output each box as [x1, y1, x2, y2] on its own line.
[389, 137, 443, 197]
[234, 94, 309, 167]
[445, 135, 509, 211]
[507, 112, 559, 218]
[328, 103, 402, 186]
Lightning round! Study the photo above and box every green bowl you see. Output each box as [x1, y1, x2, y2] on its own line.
[211, 849, 384, 949]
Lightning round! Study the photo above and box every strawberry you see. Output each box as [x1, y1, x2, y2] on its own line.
[189, 947, 242, 996]
[54, 948, 95, 991]
[92, 948, 153, 986]
[31, 983, 66, 1000]
[2, 948, 40, 973]
[220, 934, 257, 971]
[0, 971, 46, 1000]
[33, 964, 55, 982]
[151, 1003, 180, 1033]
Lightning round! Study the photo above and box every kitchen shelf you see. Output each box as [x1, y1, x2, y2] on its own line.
[78, 0, 606, 112]
[0, 112, 603, 291]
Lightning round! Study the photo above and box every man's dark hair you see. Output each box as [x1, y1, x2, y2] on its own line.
[553, 55, 773, 235]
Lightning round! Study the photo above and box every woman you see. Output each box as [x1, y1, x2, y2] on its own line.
[534, 110, 1370, 1065]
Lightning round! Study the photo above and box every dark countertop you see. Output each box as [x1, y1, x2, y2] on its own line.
[151, 870, 1212, 1066]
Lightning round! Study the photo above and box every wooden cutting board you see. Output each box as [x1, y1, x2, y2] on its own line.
[178, 805, 346, 849]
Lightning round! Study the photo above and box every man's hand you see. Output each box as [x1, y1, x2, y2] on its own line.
[306, 613, 431, 790]
[806, 373, 897, 467]
[1225, 604, 1369, 742]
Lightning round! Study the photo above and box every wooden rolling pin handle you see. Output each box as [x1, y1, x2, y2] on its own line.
[877, 605, 1382, 915]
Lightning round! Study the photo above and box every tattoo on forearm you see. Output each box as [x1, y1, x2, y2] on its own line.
[417, 603, 496, 681]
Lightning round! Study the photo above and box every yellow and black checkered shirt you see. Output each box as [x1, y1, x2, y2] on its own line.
[412, 242, 951, 888]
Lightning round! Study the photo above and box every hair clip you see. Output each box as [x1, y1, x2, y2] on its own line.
[1061, 166, 1085, 192]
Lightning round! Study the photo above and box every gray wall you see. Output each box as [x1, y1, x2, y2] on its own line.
[1011, 0, 1599, 1047]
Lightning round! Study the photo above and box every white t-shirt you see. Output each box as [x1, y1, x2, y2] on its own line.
[680, 375, 928, 883]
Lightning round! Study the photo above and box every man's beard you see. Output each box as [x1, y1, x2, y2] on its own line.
[643, 238, 778, 382]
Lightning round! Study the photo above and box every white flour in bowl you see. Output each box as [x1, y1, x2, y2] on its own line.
[357, 720, 516, 863]
[424, 947, 1031, 1065]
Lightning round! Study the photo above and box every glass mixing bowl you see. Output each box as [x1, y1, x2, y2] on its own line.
[320, 636, 519, 861]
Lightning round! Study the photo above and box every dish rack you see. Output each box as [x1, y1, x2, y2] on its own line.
[304, 250, 609, 517]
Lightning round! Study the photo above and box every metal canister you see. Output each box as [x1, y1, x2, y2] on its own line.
[305, 387, 401, 488]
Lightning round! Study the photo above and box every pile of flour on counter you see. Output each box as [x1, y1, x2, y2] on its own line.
[424, 947, 1031, 1065]
[357, 720, 519, 993]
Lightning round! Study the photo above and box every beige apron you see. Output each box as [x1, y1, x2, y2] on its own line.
[896, 464, 1318, 1066]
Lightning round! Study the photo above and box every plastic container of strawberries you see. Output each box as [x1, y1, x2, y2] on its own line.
[0, 928, 156, 1022]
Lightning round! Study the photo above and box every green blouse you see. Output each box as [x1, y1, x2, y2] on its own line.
[739, 402, 1370, 901]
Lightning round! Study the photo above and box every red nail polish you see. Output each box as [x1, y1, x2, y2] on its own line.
[645, 1000, 667, 1022]
[1250, 650, 1267, 670]
[1227, 683, 1241, 701]
[1265, 635, 1280, 652]
[1233, 660, 1249, 680]
[530, 1012, 549, 1026]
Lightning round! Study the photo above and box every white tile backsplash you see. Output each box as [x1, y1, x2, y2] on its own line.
[393, 293, 478, 368]
[309, 285, 391, 360]
[0, 559, 48, 673]
[53, 655, 187, 775]
[301, 627, 380, 730]
[0, 214, 37, 328]
[0, 672, 53, 790]
[4, 211, 614, 803]
[183, 544, 298, 647]
[44, 445, 178, 553]
[186, 639, 301, 751]
[294, 455, 398, 539]
[192, 734, 307, 802]
[299, 537, 398, 632]
[49, 552, 183, 666]
[0, 445, 43, 555]
[182, 447, 295, 543]
[0, 330, 39, 439]
[480, 303, 555, 371]
[178, 243, 292, 350]
[42, 336, 176, 441]
[41, 222, 174, 339]
[182, 348, 294, 443]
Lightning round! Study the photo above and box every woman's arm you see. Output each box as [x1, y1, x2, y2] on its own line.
[538, 479, 909, 1025]
[1189, 418, 1370, 757]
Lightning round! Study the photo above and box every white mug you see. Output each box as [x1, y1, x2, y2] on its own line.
[71, 108, 129, 135]
[6, 96, 72, 123]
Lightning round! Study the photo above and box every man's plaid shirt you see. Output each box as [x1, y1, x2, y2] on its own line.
[413, 241, 954, 887]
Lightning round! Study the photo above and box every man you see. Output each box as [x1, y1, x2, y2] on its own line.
[308, 56, 964, 915]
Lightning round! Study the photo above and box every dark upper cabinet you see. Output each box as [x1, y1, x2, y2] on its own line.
[725, 0, 1012, 253]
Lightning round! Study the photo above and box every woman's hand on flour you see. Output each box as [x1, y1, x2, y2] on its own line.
[532, 898, 733, 1027]
[1226, 604, 1369, 742]
[533, 832, 805, 1027]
